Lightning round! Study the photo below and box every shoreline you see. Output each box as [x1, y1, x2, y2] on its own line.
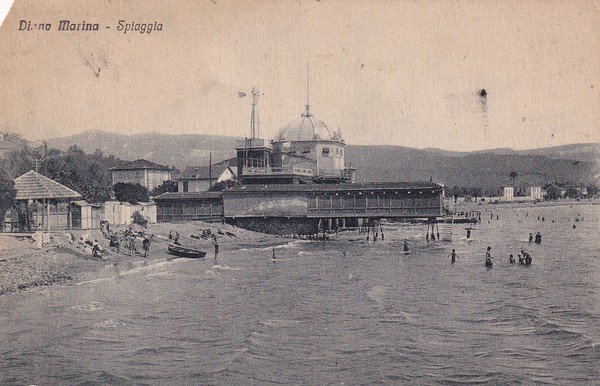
[1, 199, 597, 295]
[0, 220, 290, 296]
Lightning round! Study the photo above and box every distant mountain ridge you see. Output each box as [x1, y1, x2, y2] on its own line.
[39, 130, 600, 188]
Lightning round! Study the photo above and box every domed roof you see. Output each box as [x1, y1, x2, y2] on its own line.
[273, 105, 342, 142]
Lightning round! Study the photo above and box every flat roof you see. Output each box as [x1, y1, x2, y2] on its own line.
[224, 182, 443, 194]
[153, 191, 223, 201]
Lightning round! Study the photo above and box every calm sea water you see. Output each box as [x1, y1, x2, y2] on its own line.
[1, 204, 599, 385]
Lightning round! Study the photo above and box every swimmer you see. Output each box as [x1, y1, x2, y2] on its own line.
[447, 249, 459, 263]
[485, 246, 493, 267]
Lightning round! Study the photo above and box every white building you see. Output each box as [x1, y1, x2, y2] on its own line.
[177, 165, 237, 192]
[110, 159, 173, 191]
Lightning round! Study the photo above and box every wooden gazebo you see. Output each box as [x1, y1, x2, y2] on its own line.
[13, 170, 82, 232]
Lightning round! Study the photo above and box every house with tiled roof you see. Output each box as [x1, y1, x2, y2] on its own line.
[110, 159, 173, 191]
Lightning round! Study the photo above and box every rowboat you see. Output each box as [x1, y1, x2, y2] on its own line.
[167, 244, 206, 259]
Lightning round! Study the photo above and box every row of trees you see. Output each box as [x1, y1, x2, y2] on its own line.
[1, 144, 123, 203]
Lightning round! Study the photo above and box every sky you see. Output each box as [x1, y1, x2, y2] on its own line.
[0, 0, 598, 151]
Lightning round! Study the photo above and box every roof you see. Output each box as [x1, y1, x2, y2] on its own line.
[213, 157, 238, 167]
[14, 170, 82, 200]
[177, 165, 230, 180]
[224, 182, 444, 194]
[273, 106, 343, 143]
[110, 159, 171, 171]
[153, 191, 223, 201]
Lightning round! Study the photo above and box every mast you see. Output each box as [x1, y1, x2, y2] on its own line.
[209, 151, 212, 188]
[250, 87, 260, 139]
[304, 62, 312, 117]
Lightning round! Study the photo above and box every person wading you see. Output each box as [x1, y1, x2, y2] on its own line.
[485, 246, 493, 268]
[448, 249, 459, 263]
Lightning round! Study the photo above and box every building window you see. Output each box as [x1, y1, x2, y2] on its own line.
[322, 148, 330, 157]
[183, 181, 189, 192]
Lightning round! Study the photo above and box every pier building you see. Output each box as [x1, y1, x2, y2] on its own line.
[222, 182, 444, 234]
[153, 80, 445, 233]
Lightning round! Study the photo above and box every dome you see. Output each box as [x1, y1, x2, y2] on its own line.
[273, 106, 338, 142]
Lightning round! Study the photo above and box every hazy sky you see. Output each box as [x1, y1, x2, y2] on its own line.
[0, 0, 598, 151]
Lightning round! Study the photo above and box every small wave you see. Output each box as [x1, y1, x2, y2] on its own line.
[367, 285, 387, 303]
[259, 319, 302, 328]
[69, 301, 104, 312]
[91, 319, 127, 330]
[76, 260, 184, 285]
[206, 264, 242, 273]
[133, 345, 187, 355]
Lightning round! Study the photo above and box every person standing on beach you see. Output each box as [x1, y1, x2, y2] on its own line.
[534, 232, 542, 244]
[142, 237, 150, 258]
[403, 239, 410, 253]
[467, 228, 471, 239]
[213, 236, 219, 259]
[509, 254, 515, 264]
[529, 233, 533, 243]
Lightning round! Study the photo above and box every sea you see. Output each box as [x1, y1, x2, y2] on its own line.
[1, 203, 599, 385]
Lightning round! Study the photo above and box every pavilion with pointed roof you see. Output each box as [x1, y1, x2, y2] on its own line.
[11, 170, 82, 232]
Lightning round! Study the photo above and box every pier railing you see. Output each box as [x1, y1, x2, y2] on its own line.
[242, 166, 314, 177]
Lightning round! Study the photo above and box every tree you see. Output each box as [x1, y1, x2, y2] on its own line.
[0, 143, 123, 203]
[0, 169, 17, 229]
[586, 184, 598, 197]
[545, 184, 561, 200]
[113, 182, 150, 203]
[150, 180, 178, 196]
[564, 188, 579, 199]
[131, 211, 148, 227]
[509, 171, 518, 185]
[209, 179, 238, 192]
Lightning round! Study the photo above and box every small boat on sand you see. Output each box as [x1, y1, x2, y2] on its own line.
[167, 244, 206, 259]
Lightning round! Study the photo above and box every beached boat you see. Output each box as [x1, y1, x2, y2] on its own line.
[167, 244, 206, 259]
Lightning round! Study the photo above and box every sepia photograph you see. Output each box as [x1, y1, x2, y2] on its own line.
[0, 0, 599, 384]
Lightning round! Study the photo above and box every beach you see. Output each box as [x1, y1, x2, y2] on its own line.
[0, 220, 288, 295]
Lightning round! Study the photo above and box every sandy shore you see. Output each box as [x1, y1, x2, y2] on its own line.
[0, 221, 288, 295]
[450, 198, 599, 212]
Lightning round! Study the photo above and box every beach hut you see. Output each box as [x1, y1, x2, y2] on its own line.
[12, 170, 82, 232]
[70, 201, 101, 230]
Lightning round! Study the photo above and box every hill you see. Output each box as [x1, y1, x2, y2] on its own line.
[0, 132, 33, 159]
[43, 130, 599, 188]
[46, 130, 240, 169]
